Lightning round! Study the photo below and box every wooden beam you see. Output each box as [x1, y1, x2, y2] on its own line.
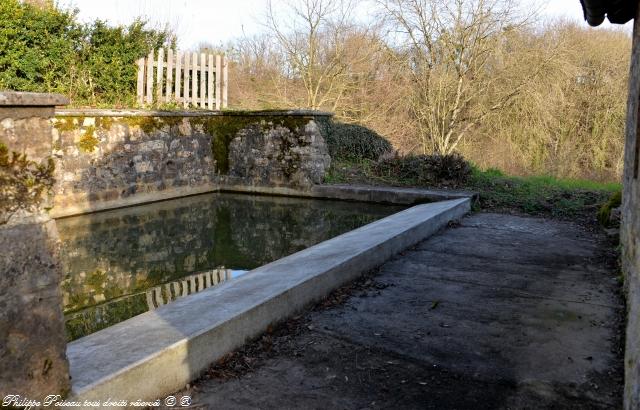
[191, 52, 198, 107]
[156, 48, 164, 103]
[166, 49, 174, 102]
[136, 58, 145, 106]
[207, 54, 214, 109]
[215, 55, 222, 110]
[145, 50, 154, 105]
[183, 52, 190, 108]
[175, 51, 182, 102]
[222, 55, 228, 109]
[200, 52, 206, 108]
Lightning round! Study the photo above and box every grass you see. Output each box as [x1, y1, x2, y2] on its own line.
[325, 159, 621, 224]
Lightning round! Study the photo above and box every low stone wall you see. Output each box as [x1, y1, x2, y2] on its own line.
[0, 92, 71, 400]
[51, 110, 332, 217]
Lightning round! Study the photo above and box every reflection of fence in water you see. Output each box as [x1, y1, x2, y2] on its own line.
[146, 268, 232, 310]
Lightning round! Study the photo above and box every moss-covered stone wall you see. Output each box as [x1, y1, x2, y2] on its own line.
[51, 110, 332, 216]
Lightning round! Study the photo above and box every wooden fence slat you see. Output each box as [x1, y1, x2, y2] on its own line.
[183, 53, 190, 108]
[156, 48, 164, 103]
[175, 51, 182, 101]
[166, 49, 173, 101]
[207, 54, 214, 109]
[200, 52, 206, 108]
[136, 58, 145, 105]
[222, 56, 228, 109]
[191, 52, 198, 106]
[136, 48, 228, 109]
[215, 55, 222, 110]
[145, 50, 154, 104]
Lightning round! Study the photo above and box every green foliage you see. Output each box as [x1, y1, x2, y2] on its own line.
[0, 0, 80, 93]
[326, 159, 619, 223]
[597, 190, 622, 227]
[373, 153, 472, 186]
[0, 142, 55, 224]
[0, 0, 173, 106]
[326, 122, 393, 161]
[468, 167, 617, 219]
[74, 19, 173, 105]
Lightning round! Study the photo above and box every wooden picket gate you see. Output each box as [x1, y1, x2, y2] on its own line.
[136, 48, 228, 109]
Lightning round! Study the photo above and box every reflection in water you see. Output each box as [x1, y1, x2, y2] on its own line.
[56, 192, 406, 340]
[145, 268, 234, 310]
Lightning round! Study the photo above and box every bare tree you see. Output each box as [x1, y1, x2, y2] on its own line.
[265, 0, 379, 110]
[380, 0, 543, 155]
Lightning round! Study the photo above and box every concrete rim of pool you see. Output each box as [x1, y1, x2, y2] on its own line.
[64, 186, 472, 406]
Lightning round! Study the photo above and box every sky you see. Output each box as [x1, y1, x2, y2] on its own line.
[56, 0, 632, 49]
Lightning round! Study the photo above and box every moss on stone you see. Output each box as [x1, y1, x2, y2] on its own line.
[77, 125, 99, 153]
[122, 116, 182, 133]
[189, 115, 313, 174]
[597, 190, 622, 227]
[85, 269, 107, 290]
[95, 116, 113, 131]
[53, 117, 79, 132]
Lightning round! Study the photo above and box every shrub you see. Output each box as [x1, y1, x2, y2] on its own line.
[0, 142, 55, 224]
[0, 0, 80, 93]
[373, 153, 472, 186]
[326, 122, 393, 161]
[0, 0, 173, 106]
[74, 19, 174, 105]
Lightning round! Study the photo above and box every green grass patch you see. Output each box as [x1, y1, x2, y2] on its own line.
[325, 159, 620, 223]
[468, 167, 619, 219]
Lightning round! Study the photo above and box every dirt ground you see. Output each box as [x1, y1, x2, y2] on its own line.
[162, 212, 624, 409]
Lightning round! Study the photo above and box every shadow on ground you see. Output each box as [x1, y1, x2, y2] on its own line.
[163, 212, 624, 410]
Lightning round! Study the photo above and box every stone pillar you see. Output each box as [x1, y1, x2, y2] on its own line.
[0, 92, 71, 400]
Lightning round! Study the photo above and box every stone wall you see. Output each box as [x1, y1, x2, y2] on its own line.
[622, 8, 640, 410]
[0, 92, 71, 399]
[51, 110, 332, 217]
[0, 98, 333, 398]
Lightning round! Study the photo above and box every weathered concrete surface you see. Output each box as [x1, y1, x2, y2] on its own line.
[181, 213, 623, 409]
[621, 6, 640, 409]
[0, 91, 68, 107]
[66, 198, 470, 406]
[0, 221, 70, 399]
[312, 183, 475, 203]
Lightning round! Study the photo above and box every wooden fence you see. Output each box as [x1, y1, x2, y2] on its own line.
[136, 48, 228, 109]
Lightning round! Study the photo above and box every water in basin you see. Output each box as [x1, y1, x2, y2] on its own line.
[56, 192, 406, 340]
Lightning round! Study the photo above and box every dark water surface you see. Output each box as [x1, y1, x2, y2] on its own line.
[56, 192, 406, 340]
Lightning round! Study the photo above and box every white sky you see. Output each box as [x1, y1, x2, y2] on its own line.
[56, 0, 632, 49]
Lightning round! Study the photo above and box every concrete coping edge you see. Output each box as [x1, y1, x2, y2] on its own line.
[55, 108, 334, 117]
[0, 91, 69, 107]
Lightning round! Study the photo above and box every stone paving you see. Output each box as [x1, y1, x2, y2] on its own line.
[172, 212, 624, 409]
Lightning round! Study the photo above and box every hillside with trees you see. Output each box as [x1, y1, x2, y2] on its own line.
[1, 0, 631, 185]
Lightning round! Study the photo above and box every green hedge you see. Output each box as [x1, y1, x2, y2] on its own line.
[0, 0, 173, 106]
